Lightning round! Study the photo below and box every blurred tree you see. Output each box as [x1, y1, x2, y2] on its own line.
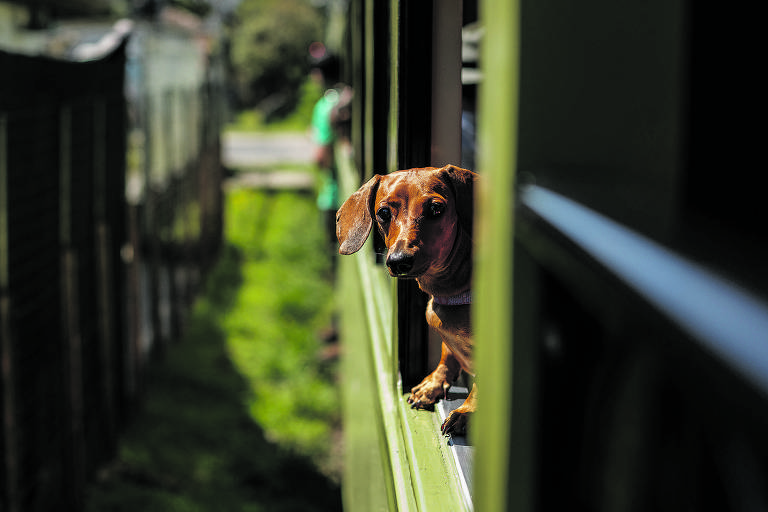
[133, 0, 212, 18]
[170, 0, 212, 16]
[229, 0, 324, 119]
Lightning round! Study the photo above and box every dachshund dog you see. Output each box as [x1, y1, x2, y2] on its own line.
[336, 164, 478, 435]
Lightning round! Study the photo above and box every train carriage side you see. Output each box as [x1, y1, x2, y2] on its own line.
[337, 0, 768, 510]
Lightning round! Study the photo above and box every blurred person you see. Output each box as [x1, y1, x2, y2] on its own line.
[309, 43, 352, 247]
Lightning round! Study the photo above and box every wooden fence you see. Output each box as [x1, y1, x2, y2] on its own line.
[0, 27, 224, 511]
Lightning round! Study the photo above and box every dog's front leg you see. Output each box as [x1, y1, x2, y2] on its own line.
[441, 382, 477, 435]
[407, 342, 461, 409]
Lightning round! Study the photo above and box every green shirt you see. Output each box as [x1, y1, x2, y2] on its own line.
[311, 89, 341, 146]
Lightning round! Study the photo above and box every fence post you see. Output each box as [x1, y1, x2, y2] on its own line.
[147, 90, 164, 354]
[93, 97, 117, 447]
[1, 113, 20, 512]
[59, 105, 86, 508]
[93, 97, 117, 446]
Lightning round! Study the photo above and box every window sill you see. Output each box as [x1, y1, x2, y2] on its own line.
[437, 385, 474, 506]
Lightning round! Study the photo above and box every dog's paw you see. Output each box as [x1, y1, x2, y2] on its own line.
[441, 409, 470, 436]
[407, 374, 451, 410]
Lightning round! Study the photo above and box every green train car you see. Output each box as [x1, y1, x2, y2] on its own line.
[335, 0, 768, 510]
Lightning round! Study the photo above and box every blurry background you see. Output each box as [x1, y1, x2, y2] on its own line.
[1, 0, 346, 510]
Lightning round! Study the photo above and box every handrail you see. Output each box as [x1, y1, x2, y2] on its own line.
[519, 184, 768, 397]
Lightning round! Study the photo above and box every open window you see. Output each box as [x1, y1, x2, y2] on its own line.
[394, 0, 479, 506]
[337, 0, 479, 509]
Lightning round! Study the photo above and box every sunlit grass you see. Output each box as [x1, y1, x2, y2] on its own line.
[222, 188, 340, 476]
[86, 185, 341, 511]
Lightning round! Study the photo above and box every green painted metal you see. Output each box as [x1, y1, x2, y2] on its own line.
[397, 396, 472, 511]
[387, 0, 400, 173]
[472, 0, 521, 511]
[355, 242, 415, 511]
[340, 250, 395, 511]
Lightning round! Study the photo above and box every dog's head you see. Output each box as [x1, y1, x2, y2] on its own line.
[336, 165, 477, 278]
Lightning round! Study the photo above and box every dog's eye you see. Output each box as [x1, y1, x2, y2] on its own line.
[376, 207, 392, 223]
[428, 201, 445, 218]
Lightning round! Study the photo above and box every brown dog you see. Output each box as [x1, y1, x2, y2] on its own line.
[336, 164, 478, 435]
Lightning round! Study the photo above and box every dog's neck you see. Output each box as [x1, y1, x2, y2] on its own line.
[432, 290, 472, 306]
[416, 226, 472, 299]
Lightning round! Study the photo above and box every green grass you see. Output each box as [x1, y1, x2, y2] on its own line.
[86, 186, 341, 511]
[222, 189, 339, 473]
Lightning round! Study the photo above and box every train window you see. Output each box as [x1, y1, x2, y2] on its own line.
[461, 1, 480, 170]
[396, 0, 480, 375]
[338, 0, 480, 509]
[396, 0, 479, 507]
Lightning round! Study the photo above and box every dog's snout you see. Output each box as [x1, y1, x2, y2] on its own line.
[387, 251, 415, 276]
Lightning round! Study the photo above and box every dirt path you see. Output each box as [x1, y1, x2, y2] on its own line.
[222, 131, 316, 167]
[221, 131, 318, 192]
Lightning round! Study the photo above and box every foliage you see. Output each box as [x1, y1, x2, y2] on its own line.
[169, 0, 212, 17]
[226, 77, 323, 133]
[229, 0, 324, 118]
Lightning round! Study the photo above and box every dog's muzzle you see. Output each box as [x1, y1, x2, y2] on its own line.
[386, 251, 415, 276]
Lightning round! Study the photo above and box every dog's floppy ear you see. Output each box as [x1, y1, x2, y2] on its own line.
[336, 174, 382, 254]
[440, 165, 478, 237]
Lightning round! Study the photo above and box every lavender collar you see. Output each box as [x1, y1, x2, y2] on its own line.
[432, 290, 472, 306]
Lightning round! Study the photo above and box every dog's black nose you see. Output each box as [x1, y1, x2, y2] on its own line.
[387, 251, 414, 276]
